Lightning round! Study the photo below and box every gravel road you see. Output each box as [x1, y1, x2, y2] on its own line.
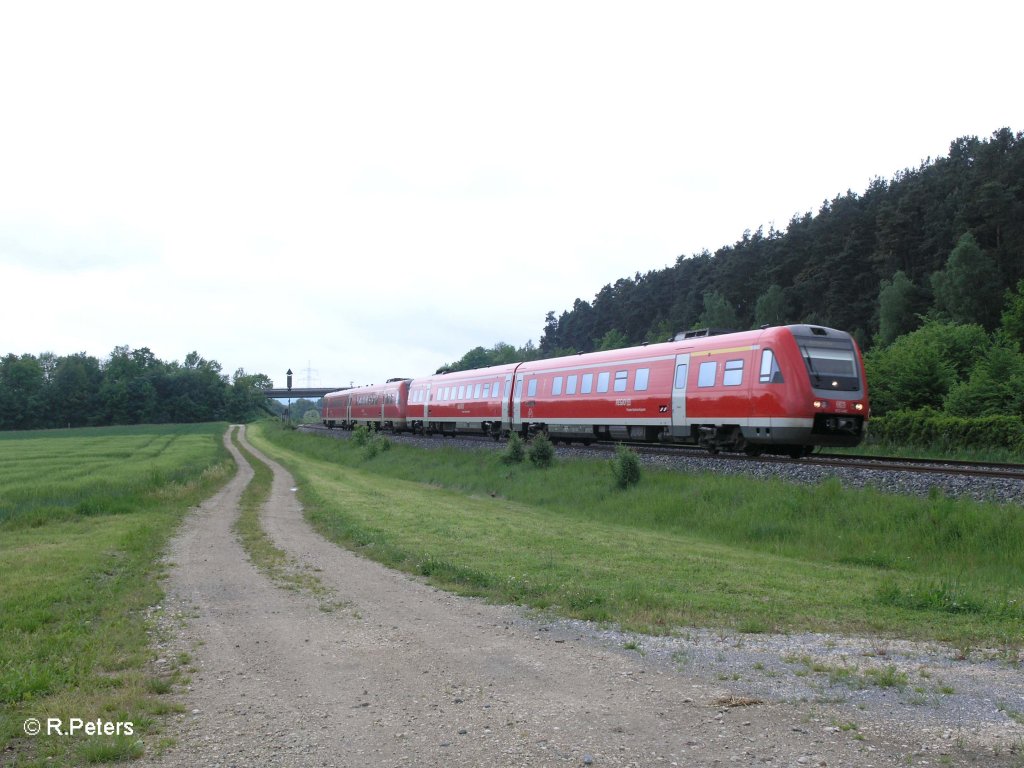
[138, 427, 1023, 767]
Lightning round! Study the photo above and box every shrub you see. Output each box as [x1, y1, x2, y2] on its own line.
[501, 432, 525, 464]
[362, 434, 391, 459]
[351, 424, 372, 447]
[527, 433, 555, 468]
[611, 444, 642, 488]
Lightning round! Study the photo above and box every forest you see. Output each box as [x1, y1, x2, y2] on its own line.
[443, 128, 1024, 430]
[0, 347, 273, 430]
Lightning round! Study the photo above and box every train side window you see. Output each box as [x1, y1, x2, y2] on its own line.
[635, 368, 649, 391]
[482, 383, 490, 398]
[723, 359, 743, 386]
[698, 361, 717, 387]
[597, 371, 610, 393]
[566, 374, 578, 395]
[527, 379, 538, 398]
[759, 350, 784, 383]
[458, 385, 466, 400]
[552, 376, 563, 395]
[494, 381, 502, 399]
[474, 383, 482, 399]
[674, 364, 688, 389]
[581, 373, 593, 394]
[614, 370, 628, 392]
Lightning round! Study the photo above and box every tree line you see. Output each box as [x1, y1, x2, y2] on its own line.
[536, 127, 1023, 356]
[0, 346, 274, 430]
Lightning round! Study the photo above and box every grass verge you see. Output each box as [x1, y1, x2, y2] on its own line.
[0, 423, 232, 766]
[248, 423, 1024, 651]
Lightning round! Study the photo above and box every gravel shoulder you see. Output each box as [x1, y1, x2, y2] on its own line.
[138, 427, 1023, 767]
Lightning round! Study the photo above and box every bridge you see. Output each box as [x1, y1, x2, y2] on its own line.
[262, 387, 348, 399]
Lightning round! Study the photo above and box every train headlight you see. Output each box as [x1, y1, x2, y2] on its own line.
[855, 403, 864, 411]
[814, 400, 828, 409]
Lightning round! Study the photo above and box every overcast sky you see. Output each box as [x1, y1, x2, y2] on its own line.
[2, 1, 1021, 389]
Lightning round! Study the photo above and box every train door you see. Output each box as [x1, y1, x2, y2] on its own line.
[512, 373, 524, 432]
[502, 374, 513, 431]
[423, 383, 431, 422]
[671, 353, 690, 438]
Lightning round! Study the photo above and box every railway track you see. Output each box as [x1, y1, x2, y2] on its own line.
[300, 423, 1024, 484]
[809, 453, 1024, 481]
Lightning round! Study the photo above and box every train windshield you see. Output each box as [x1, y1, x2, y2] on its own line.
[796, 339, 861, 392]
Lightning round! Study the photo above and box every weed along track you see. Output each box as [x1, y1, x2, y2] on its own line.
[135, 426, 1023, 767]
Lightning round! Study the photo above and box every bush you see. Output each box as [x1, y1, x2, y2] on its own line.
[362, 434, 391, 459]
[351, 424, 373, 446]
[527, 433, 555, 468]
[501, 432, 525, 464]
[611, 444, 642, 488]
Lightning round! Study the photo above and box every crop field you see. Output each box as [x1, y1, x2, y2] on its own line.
[252, 422, 1024, 651]
[0, 424, 232, 766]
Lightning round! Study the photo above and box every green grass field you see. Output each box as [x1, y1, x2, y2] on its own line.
[251, 423, 1024, 651]
[0, 424, 232, 766]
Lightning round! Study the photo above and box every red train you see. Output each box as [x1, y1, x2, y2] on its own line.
[322, 324, 869, 456]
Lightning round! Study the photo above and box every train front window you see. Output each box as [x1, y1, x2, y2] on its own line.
[797, 341, 860, 391]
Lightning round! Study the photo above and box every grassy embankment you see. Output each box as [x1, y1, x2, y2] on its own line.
[250, 422, 1024, 652]
[0, 424, 232, 766]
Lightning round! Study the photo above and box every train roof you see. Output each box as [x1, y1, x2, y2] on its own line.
[515, 325, 855, 373]
[326, 326, 858, 398]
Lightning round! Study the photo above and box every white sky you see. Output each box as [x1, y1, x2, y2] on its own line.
[1, 1, 1021, 389]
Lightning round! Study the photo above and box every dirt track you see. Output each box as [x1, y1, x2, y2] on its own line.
[138, 427, 1019, 767]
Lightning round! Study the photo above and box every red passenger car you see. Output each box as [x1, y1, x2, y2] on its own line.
[510, 325, 868, 455]
[321, 378, 411, 431]
[408, 364, 518, 437]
